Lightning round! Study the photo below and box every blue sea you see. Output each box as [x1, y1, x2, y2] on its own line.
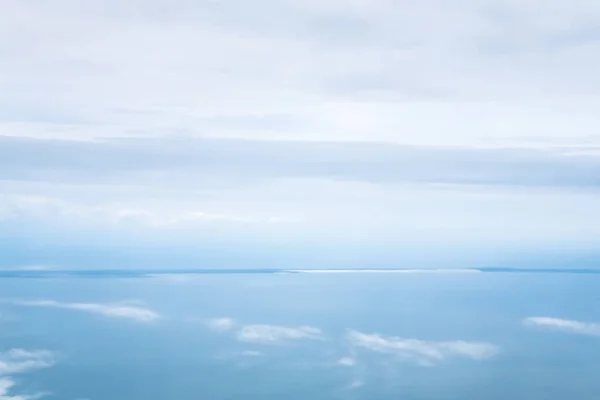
[2, 269, 600, 399]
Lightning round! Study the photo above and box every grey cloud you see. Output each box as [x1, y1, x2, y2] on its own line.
[1, 135, 600, 188]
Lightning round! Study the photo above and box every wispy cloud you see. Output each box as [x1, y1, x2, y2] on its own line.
[207, 317, 323, 344]
[347, 379, 365, 390]
[240, 350, 263, 357]
[0, 349, 55, 400]
[524, 316, 600, 336]
[237, 324, 323, 343]
[0, 194, 277, 228]
[0, 349, 55, 376]
[207, 318, 236, 332]
[0, 377, 44, 400]
[336, 356, 356, 367]
[12, 300, 159, 322]
[347, 330, 498, 366]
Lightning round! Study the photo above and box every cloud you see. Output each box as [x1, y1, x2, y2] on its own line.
[2, 0, 600, 148]
[347, 330, 498, 366]
[0, 350, 55, 376]
[1, 378, 49, 400]
[524, 316, 600, 336]
[0, 349, 55, 400]
[2, 136, 600, 189]
[0, 193, 273, 228]
[347, 379, 364, 389]
[12, 300, 159, 322]
[3, 138, 600, 252]
[0, 377, 30, 400]
[2, 0, 600, 262]
[336, 357, 356, 367]
[207, 318, 236, 332]
[206, 317, 323, 344]
[240, 350, 263, 357]
[237, 324, 323, 343]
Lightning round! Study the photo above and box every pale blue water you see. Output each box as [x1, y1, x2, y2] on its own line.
[2, 270, 600, 399]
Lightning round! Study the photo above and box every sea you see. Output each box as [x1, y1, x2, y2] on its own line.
[2, 268, 600, 400]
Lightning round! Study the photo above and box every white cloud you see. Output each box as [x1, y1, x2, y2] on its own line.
[336, 357, 356, 367]
[0, 377, 49, 400]
[524, 316, 600, 336]
[2, 0, 600, 147]
[0, 349, 55, 400]
[0, 350, 55, 376]
[0, 378, 27, 400]
[2, 0, 600, 260]
[13, 300, 159, 322]
[347, 379, 364, 389]
[237, 324, 323, 343]
[207, 317, 323, 344]
[0, 266, 56, 272]
[0, 195, 279, 227]
[347, 330, 498, 366]
[207, 318, 236, 332]
[240, 350, 263, 357]
[293, 269, 481, 274]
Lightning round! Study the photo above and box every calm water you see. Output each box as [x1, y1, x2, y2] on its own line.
[2, 270, 600, 399]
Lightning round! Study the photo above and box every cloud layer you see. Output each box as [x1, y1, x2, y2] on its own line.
[2, 0, 600, 146]
[2, 0, 600, 260]
[1, 136, 599, 189]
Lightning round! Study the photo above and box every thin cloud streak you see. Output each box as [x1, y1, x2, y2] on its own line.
[524, 317, 600, 336]
[347, 330, 498, 366]
[336, 357, 356, 367]
[237, 324, 323, 343]
[207, 318, 236, 332]
[12, 300, 160, 322]
[207, 317, 323, 343]
[2, 136, 600, 189]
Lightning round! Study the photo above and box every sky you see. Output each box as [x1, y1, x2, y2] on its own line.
[1, 0, 600, 268]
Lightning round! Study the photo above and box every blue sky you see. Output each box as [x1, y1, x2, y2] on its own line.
[1, 0, 600, 268]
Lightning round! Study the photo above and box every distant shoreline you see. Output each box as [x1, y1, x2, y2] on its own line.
[0, 267, 599, 279]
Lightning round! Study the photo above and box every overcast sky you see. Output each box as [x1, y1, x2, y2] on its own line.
[1, 0, 600, 268]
